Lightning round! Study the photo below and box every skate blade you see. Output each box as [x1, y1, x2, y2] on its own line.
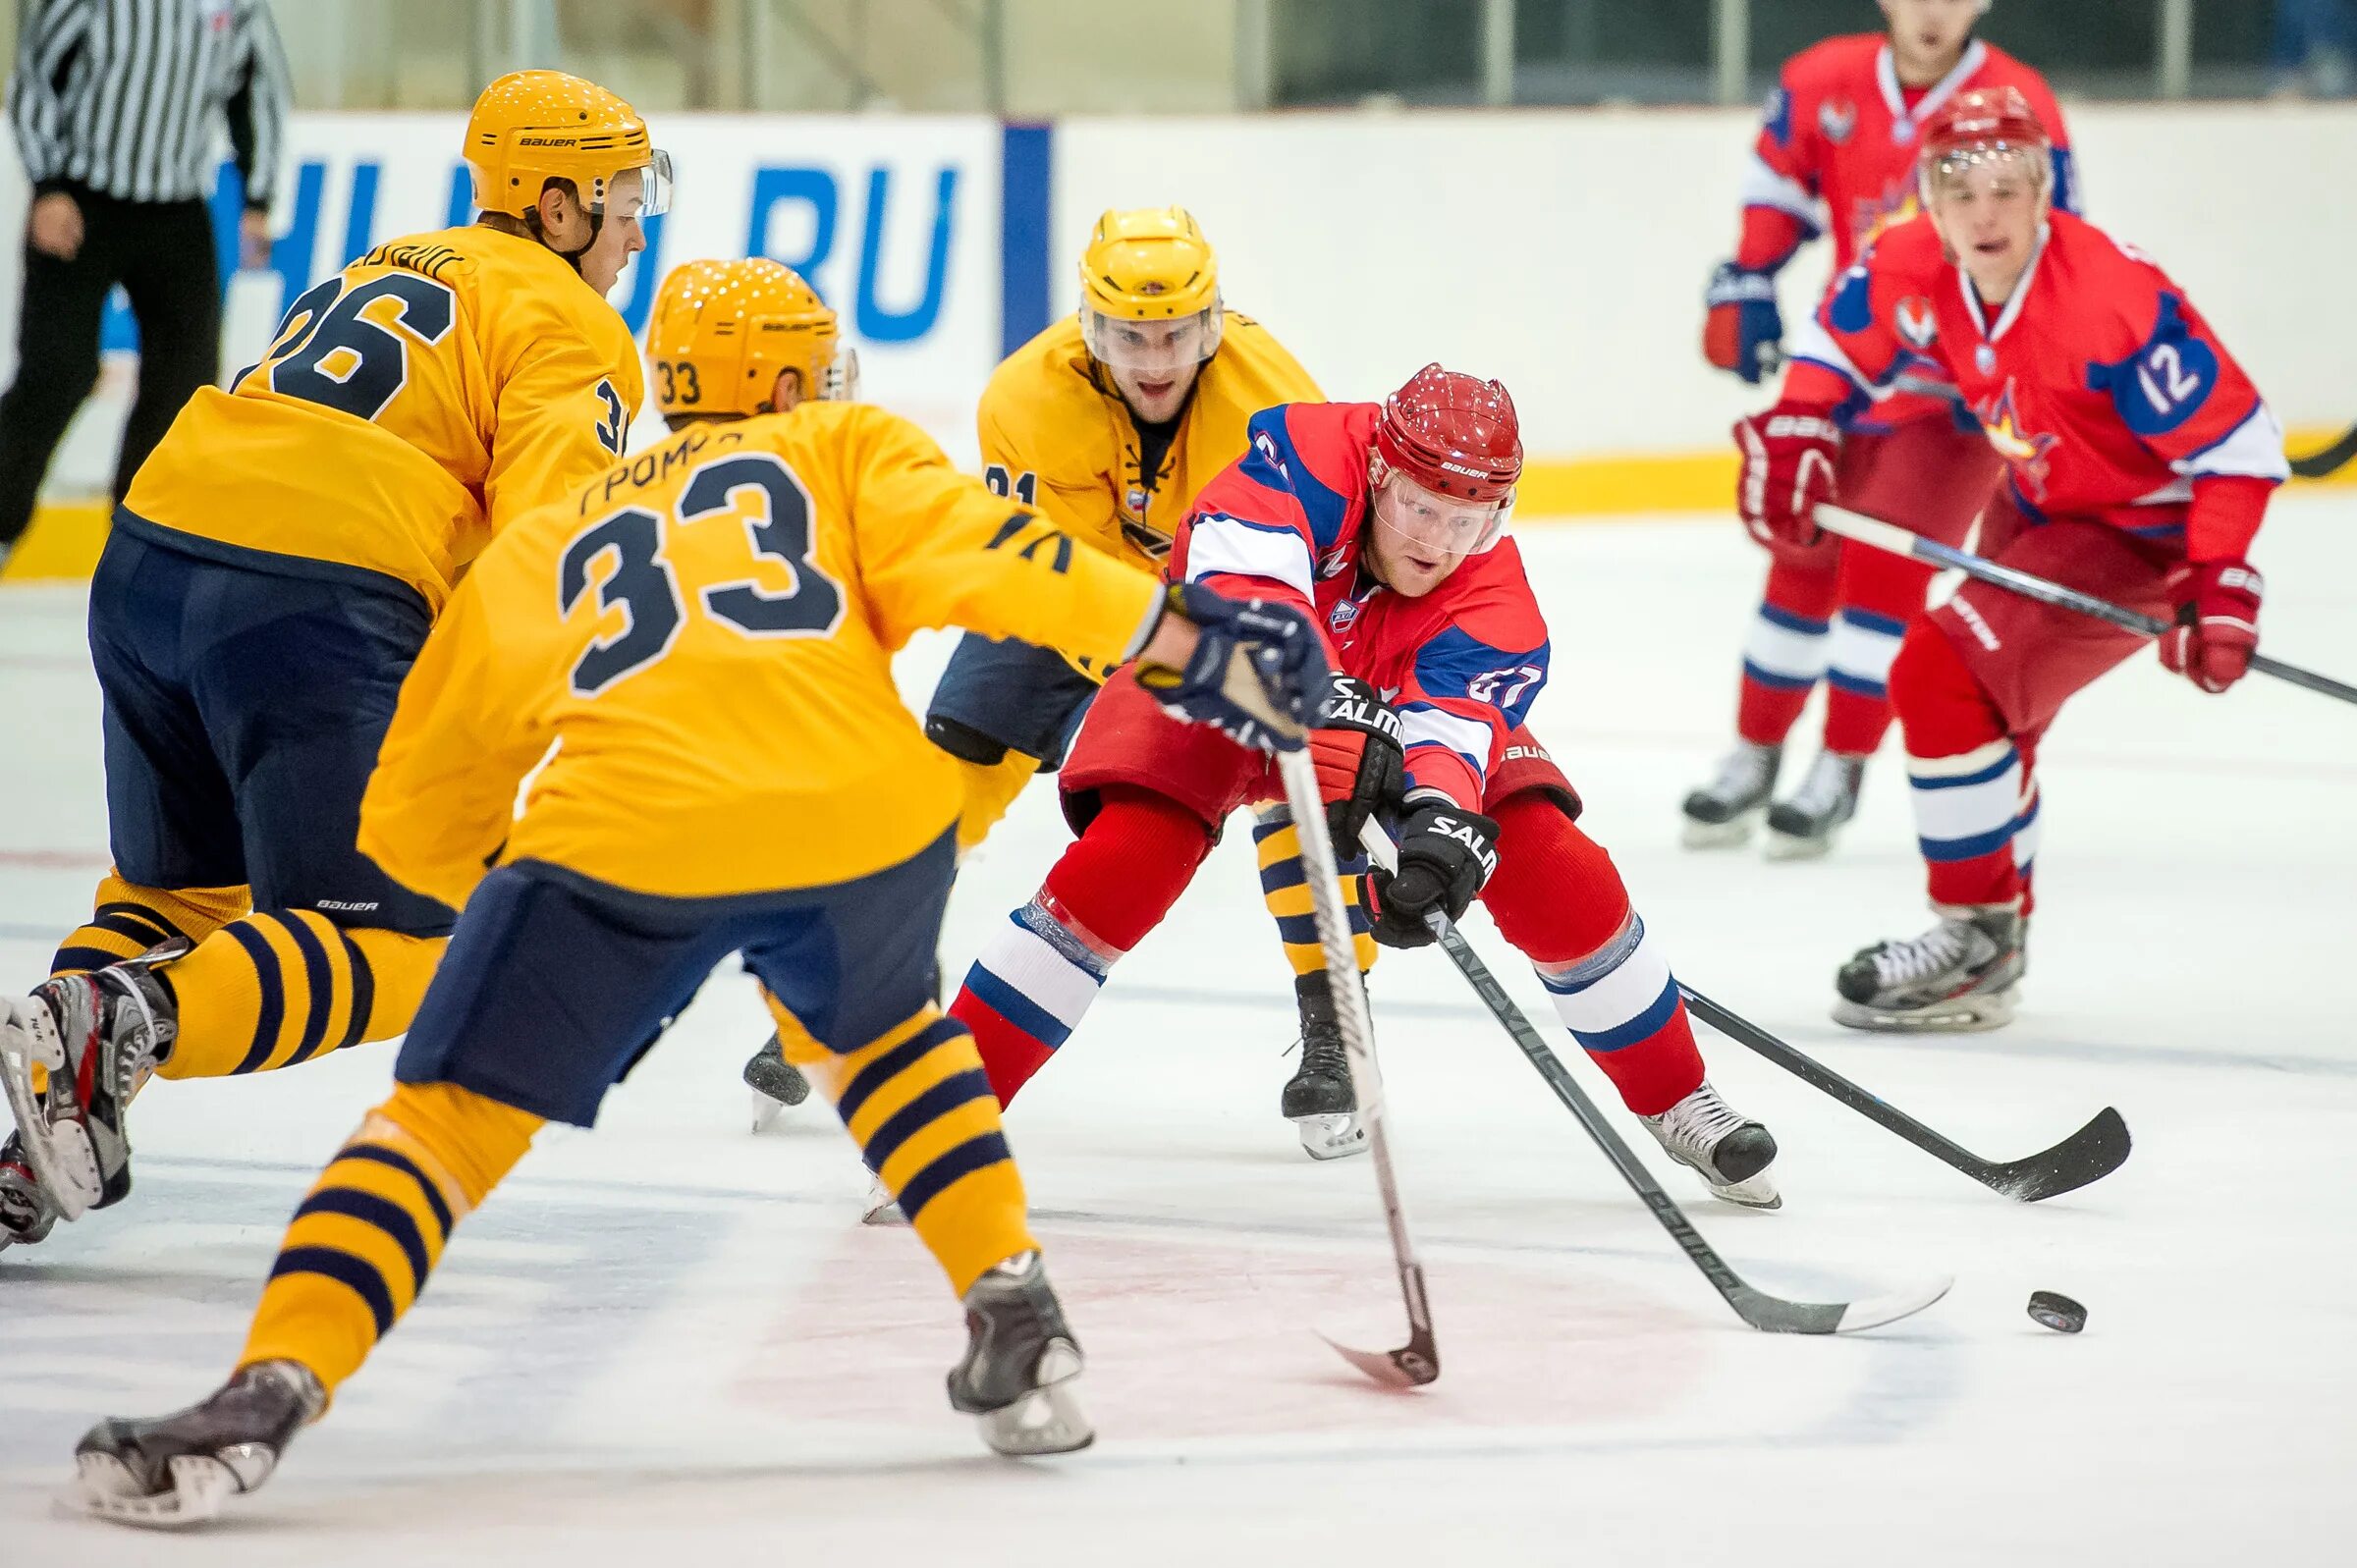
[0, 1034, 99, 1222]
[1293, 1112, 1367, 1162]
[64, 1452, 241, 1529]
[1679, 812, 1760, 850]
[859, 1180, 907, 1227]
[1831, 986, 2018, 1034]
[1708, 1177, 1783, 1211]
[976, 1350, 1093, 1457]
[1760, 826, 1837, 861]
[748, 1089, 784, 1135]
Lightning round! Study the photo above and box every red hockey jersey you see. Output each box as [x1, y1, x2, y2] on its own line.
[1172, 402, 1550, 810]
[1784, 210, 2287, 562]
[1740, 32, 2073, 433]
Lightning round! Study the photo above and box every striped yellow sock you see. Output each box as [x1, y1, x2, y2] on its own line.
[156, 915, 444, 1081]
[1252, 807, 1378, 977]
[241, 1081, 539, 1401]
[783, 1007, 1032, 1297]
[49, 872, 249, 975]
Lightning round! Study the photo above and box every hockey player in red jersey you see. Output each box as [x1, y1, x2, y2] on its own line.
[1689, 0, 2075, 858]
[1740, 87, 2285, 1029]
[946, 367, 1782, 1208]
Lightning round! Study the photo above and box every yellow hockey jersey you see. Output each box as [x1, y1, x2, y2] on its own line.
[978, 310, 1320, 571]
[357, 403, 1167, 909]
[121, 225, 644, 615]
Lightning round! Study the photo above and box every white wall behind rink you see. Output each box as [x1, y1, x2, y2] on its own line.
[2, 101, 2351, 503]
[1055, 102, 2357, 457]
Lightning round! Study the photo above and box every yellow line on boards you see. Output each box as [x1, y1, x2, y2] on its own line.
[4, 423, 2351, 581]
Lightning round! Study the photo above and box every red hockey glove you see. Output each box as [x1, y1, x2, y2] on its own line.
[1309, 673, 1406, 849]
[1732, 405, 1841, 556]
[2159, 559, 2262, 694]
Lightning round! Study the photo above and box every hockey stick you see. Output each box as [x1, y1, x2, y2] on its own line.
[1675, 985, 2129, 1201]
[1358, 824, 1949, 1335]
[1273, 748, 1440, 1386]
[2289, 419, 2357, 480]
[1816, 504, 2357, 707]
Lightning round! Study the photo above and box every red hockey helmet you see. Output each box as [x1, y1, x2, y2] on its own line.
[1918, 86, 2052, 193]
[1373, 363, 1522, 505]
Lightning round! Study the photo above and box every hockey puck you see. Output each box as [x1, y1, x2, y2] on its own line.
[2026, 1290, 2086, 1333]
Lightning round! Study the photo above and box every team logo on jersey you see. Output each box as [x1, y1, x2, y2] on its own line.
[1975, 344, 1998, 375]
[1975, 381, 2059, 501]
[1895, 297, 1938, 351]
[1820, 100, 1857, 145]
[1124, 484, 1150, 515]
[1329, 596, 1362, 633]
[1318, 543, 1352, 579]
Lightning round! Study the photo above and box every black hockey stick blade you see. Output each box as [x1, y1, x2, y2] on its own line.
[2290, 419, 2357, 480]
[1678, 986, 2132, 1203]
[1974, 1105, 2132, 1202]
[1319, 1262, 1442, 1386]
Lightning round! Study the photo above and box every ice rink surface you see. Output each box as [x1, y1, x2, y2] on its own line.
[3, 497, 2353, 1566]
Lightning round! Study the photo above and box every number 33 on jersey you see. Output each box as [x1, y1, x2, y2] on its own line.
[122, 225, 644, 616]
[357, 402, 1171, 913]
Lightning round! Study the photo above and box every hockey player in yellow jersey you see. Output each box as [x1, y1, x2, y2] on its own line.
[61, 257, 1328, 1524]
[0, 70, 666, 1253]
[927, 206, 1322, 843]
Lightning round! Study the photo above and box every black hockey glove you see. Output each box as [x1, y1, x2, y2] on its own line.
[1367, 798, 1501, 949]
[1310, 673, 1406, 848]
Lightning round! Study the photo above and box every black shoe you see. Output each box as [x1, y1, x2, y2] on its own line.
[1680, 741, 1781, 848]
[948, 1251, 1092, 1456]
[743, 1032, 812, 1131]
[71, 1360, 323, 1527]
[1763, 750, 1866, 860]
[1281, 972, 1365, 1161]
[1835, 907, 2026, 1032]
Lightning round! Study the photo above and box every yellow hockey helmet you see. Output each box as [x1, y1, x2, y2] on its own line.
[1077, 206, 1223, 373]
[465, 70, 673, 222]
[646, 257, 853, 419]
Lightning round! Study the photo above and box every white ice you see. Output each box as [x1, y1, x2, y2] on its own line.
[3, 497, 2354, 1567]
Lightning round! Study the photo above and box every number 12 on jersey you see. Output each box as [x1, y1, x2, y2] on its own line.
[558, 452, 846, 696]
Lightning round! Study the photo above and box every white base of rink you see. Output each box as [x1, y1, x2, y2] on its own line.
[3, 498, 2352, 1566]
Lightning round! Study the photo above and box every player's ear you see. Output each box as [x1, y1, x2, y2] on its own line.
[533, 179, 578, 237]
[770, 368, 804, 413]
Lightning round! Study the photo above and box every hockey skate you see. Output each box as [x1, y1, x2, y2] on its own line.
[743, 1031, 812, 1132]
[0, 1132, 59, 1251]
[947, 1250, 1092, 1457]
[1763, 750, 1866, 860]
[1281, 974, 1365, 1161]
[1640, 1082, 1781, 1209]
[0, 965, 177, 1221]
[1680, 741, 1780, 848]
[68, 1360, 324, 1528]
[1835, 906, 2025, 1032]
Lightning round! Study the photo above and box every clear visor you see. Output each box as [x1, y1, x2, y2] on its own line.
[819, 343, 860, 403]
[598, 149, 675, 220]
[1922, 143, 2044, 204]
[1080, 303, 1221, 374]
[1372, 468, 1508, 558]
